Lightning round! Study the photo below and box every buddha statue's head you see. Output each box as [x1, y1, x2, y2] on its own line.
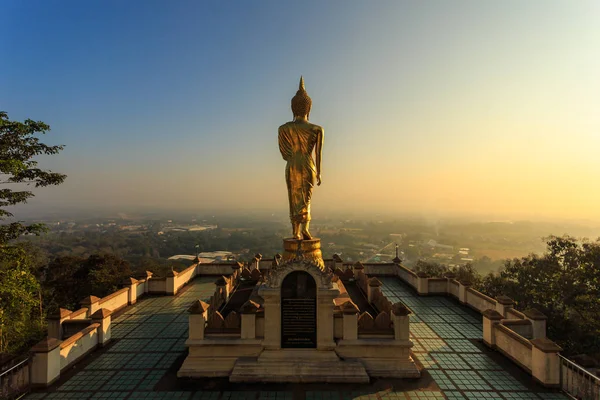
[291, 76, 312, 120]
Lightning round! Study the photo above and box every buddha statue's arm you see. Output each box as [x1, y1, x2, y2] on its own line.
[315, 127, 324, 186]
[278, 126, 292, 161]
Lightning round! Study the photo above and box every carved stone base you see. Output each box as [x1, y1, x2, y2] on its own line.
[282, 238, 324, 271]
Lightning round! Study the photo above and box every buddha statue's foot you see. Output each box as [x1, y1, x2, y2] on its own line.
[292, 222, 302, 240]
[301, 230, 312, 240]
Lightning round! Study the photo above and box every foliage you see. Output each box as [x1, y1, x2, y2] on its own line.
[413, 259, 481, 285]
[414, 236, 600, 356]
[0, 111, 66, 243]
[487, 235, 600, 356]
[0, 112, 65, 356]
[0, 244, 45, 354]
[40, 254, 133, 313]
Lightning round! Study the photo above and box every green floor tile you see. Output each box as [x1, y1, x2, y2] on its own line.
[443, 392, 466, 400]
[445, 339, 482, 353]
[500, 393, 541, 399]
[459, 353, 501, 370]
[445, 370, 493, 391]
[108, 338, 152, 352]
[46, 393, 90, 399]
[428, 370, 457, 390]
[190, 392, 221, 400]
[428, 324, 465, 339]
[417, 338, 451, 352]
[85, 352, 135, 370]
[222, 391, 258, 400]
[90, 392, 130, 399]
[453, 324, 483, 339]
[430, 353, 471, 369]
[463, 392, 503, 400]
[478, 370, 528, 391]
[101, 370, 148, 391]
[57, 370, 116, 391]
[136, 370, 167, 390]
[405, 390, 444, 399]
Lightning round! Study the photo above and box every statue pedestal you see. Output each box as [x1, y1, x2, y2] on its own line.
[282, 238, 324, 270]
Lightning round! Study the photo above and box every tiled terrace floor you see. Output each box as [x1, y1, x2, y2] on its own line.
[26, 276, 569, 400]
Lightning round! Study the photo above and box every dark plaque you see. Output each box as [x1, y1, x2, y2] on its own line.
[281, 271, 317, 348]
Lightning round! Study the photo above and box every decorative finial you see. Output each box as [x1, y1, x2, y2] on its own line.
[291, 76, 312, 118]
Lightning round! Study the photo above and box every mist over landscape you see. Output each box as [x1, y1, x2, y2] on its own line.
[2, 1, 600, 396]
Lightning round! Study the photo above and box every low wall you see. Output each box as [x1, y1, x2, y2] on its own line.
[427, 278, 447, 294]
[198, 263, 238, 275]
[466, 288, 497, 313]
[148, 277, 167, 293]
[506, 308, 526, 319]
[69, 308, 88, 320]
[363, 263, 396, 276]
[99, 288, 129, 313]
[59, 323, 100, 371]
[136, 279, 146, 298]
[175, 264, 198, 292]
[396, 265, 418, 289]
[448, 280, 459, 298]
[502, 319, 532, 338]
[495, 323, 532, 372]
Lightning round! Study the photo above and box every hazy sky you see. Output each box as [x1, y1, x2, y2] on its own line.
[2, 1, 599, 221]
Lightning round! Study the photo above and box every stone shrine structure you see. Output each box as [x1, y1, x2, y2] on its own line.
[178, 239, 420, 382]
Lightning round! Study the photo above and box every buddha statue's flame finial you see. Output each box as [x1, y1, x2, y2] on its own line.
[291, 76, 312, 118]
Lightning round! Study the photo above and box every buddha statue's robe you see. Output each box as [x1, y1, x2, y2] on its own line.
[278, 121, 319, 224]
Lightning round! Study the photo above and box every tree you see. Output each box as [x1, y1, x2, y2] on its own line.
[0, 111, 65, 354]
[482, 235, 600, 356]
[0, 244, 44, 353]
[0, 111, 66, 243]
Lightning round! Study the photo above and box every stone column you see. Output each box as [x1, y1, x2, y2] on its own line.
[458, 280, 471, 304]
[253, 253, 262, 270]
[341, 301, 359, 340]
[47, 308, 72, 339]
[188, 300, 209, 340]
[531, 338, 562, 387]
[240, 300, 260, 339]
[444, 272, 456, 294]
[416, 272, 429, 295]
[145, 270, 153, 294]
[215, 276, 229, 301]
[482, 309, 504, 347]
[495, 295, 514, 318]
[353, 261, 364, 280]
[30, 337, 62, 387]
[333, 254, 343, 271]
[80, 296, 100, 317]
[367, 277, 382, 303]
[123, 277, 139, 305]
[91, 308, 112, 347]
[392, 302, 411, 341]
[166, 269, 179, 295]
[259, 287, 281, 350]
[524, 308, 547, 339]
[316, 287, 339, 350]
[232, 262, 243, 283]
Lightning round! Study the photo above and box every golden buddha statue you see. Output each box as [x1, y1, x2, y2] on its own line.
[278, 77, 324, 240]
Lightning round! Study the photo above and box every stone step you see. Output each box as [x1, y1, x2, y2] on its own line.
[230, 352, 370, 383]
[258, 349, 340, 362]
